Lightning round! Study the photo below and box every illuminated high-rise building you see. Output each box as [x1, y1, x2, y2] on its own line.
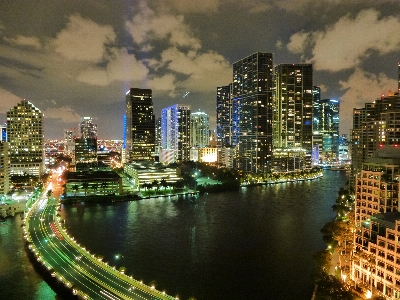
[6, 100, 44, 176]
[80, 117, 97, 139]
[161, 104, 191, 163]
[216, 84, 232, 148]
[351, 91, 400, 172]
[232, 52, 274, 173]
[272, 64, 313, 171]
[273, 63, 313, 151]
[0, 141, 10, 195]
[125, 88, 155, 161]
[64, 128, 78, 156]
[313, 98, 340, 164]
[190, 111, 209, 148]
[155, 117, 162, 157]
[0, 125, 6, 142]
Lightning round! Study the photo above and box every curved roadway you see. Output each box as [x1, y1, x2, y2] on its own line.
[25, 187, 178, 300]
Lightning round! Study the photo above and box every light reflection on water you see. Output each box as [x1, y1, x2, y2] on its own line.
[62, 171, 347, 300]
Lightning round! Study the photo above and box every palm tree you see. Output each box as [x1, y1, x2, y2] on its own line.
[160, 178, 168, 194]
[72, 184, 79, 198]
[142, 182, 151, 196]
[91, 183, 99, 196]
[152, 179, 159, 195]
[81, 182, 89, 197]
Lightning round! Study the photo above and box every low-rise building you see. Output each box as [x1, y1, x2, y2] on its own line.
[64, 171, 122, 197]
[124, 162, 181, 189]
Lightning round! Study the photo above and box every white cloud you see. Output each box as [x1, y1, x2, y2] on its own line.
[76, 48, 149, 86]
[53, 14, 116, 62]
[148, 74, 176, 95]
[126, 6, 201, 50]
[0, 87, 21, 111]
[43, 106, 81, 123]
[286, 9, 400, 71]
[339, 68, 397, 135]
[159, 47, 231, 92]
[4, 35, 41, 49]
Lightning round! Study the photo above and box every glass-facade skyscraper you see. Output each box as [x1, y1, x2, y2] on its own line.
[232, 52, 274, 173]
[273, 64, 313, 151]
[125, 88, 155, 162]
[216, 84, 232, 148]
[80, 117, 97, 139]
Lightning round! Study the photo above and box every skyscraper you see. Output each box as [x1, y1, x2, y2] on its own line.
[6, 100, 44, 176]
[232, 52, 274, 173]
[313, 98, 340, 164]
[351, 91, 400, 174]
[273, 64, 313, 151]
[272, 64, 313, 171]
[0, 141, 10, 195]
[64, 128, 78, 156]
[216, 84, 232, 148]
[161, 104, 191, 163]
[125, 88, 155, 162]
[80, 117, 97, 139]
[0, 125, 6, 142]
[190, 111, 209, 148]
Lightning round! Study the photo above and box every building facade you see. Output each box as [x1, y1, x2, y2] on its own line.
[232, 52, 274, 173]
[80, 117, 97, 139]
[350, 91, 400, 186]
[190, 111, 209, 148]
[0, 141, 10, 196]
[125, 88, 155, 162]
[6, 100, 44, 176]
[161, 104, 191, 162]
[273, 64, 313, 171]
[216, 84, 232, 148]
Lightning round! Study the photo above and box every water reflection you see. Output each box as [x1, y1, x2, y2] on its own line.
[61, 170, 347, 300]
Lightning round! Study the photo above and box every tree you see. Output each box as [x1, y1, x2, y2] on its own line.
[152, 179, 159, 195]
[313, 250, 332, 280]
[81, 182, 89, 197]
[160, 178, 168, 194]
[91, 183, 99, 196]
[72, 184, 79, 198]
[315, 274, 354, 300]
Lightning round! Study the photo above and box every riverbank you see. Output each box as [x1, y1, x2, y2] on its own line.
[60, 190, 199, 204]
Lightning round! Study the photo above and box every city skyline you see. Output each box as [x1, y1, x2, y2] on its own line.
[0, 1, 399, 139]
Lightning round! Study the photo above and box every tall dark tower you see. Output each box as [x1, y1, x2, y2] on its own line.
[125, 88, 155, 161]
[273, 64, 313, 152]
[232, 52, 274, 173]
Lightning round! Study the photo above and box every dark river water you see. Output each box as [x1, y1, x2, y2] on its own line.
[0, 170, 347, 300]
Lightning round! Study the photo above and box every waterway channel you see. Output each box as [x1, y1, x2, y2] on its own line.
[62, 170, 347, 300]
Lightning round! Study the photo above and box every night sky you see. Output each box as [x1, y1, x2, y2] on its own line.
[0, 0, 399, 139]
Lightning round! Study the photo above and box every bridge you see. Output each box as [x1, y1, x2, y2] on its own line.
[24, 186, 178, 300]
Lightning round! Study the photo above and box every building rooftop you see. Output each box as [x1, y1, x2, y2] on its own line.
[371, 211, 400, 230]
[66, 171, 121, 181]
